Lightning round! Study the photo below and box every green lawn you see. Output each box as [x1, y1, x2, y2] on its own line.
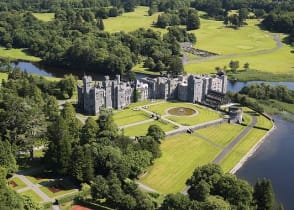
[132, 63, 160, 76]
[0, 47, 41, 62]
[39, 180, 77, 198]
[195, 123, 246, 147]
[255, 114, 273, 130]
[123, 120, 177, 137]
[33, 13, 55, 22]
[113, 109, 150, 126]
[147, 102, 221, 126]
[140, 133, 221, 193]
[20, 189, 43, 202]
[25, 175, 52, 185]
[219, 128, 268, 173]
[9, 177, 27, 190]
[192, 19, 275, 55]
[104, 6, 164, 33]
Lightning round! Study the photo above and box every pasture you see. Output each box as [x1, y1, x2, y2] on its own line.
[104, 6, 163, 33]
[0, 47, 41, 62]
[140, 133, 222, 193]
[33, 13, 55, 22]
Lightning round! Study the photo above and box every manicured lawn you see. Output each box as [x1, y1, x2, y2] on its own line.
[104, 6, 164, 33]
[123, 120, 177, 137]
[148, 102, 221, 126]
[184, 43, 294, 75]
[8, 177, 27, 190]
[25, 175, 52, 185]
[39, 180, 77, 198]
[255, 114, 273, 130]
[219, 128, 268, 173]
[33, 13, 55, 22]
[113, 109, 150, 126]
[195, 123, 246, 147]
[192, 19, 275, 55]
[0, 47, 41, 62]
[140, 133, 221, 193]
[20, 189, 43, 202]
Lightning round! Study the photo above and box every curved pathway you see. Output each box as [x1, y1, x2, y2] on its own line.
[186, 34, 282, 64]
[212, 115, 257, 164]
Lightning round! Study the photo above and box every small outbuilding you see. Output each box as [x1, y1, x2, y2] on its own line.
[229, 106, 243, 124]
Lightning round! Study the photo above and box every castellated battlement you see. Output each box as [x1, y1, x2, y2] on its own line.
[77, 73, 227, 115]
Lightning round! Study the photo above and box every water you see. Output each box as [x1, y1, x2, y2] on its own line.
[12, 61, 148, 80]
[236, 116, 294, 209]
[228, 80, 294, 92]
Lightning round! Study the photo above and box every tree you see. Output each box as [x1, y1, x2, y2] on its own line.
[58, 74, 77, 98]
[229, 60, 239, 73]
[187, 9, 200, 30]
[139, 136, 161, 160]
[161, 193, 192, 210]
[98, 109, 117, 139]
[147, 124, 165, 142]
[244, 62, 250, 71]
[167, 56, 184, 76]
[253, 178, 275, 210]
[80, 117, 99, 144]
[45, 116, 72, 175]
[0, 140, 17, 173]
[188, 180, 210, 201]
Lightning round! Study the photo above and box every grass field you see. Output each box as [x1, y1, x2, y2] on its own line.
[192, 19, 275, 55]
[123, 120, 176, 136]
[25, 175, 52, 185]
[140, 133, 221, 193]
[20, 189, 43, 202]
[33, 13, 55, 22]
[9, 177, 27, 190]
[147, 102, 221, 126]
[113, 109, 150, 126]
[195, 123, 246, 147]
[0, 47, 41, 62]
[219, 128, 268, 173]
[104, 6, 163, 33]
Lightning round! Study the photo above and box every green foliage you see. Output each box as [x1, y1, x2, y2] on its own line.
[253, 178, 275, 210]
[139, 136, 161, 160]
[160, 193, 192, 210]
[0, 140, 17, 173]
[98, 109, 118, 139]
[147, 124, 166, 142]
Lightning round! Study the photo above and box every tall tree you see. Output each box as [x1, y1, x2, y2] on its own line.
[253, 178, 275, 210]
[0, 140, 17, 173]
[147, 124, 166, 142]
[45, 116, 72, 175]
[187, 9, 200, 30]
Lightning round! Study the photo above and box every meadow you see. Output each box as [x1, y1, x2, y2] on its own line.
[104, 6, 163, 33]
[32, 13, 55, 22]
[140, 133, 222, 193]
[0, 47, 41, 62]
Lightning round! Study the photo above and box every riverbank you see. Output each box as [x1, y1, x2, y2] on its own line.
[230, 120, 276, 174]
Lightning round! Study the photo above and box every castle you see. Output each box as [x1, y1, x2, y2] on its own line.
[77, 73, 227, 115]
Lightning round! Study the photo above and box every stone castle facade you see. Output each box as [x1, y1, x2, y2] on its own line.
[78, 74, 227, 115]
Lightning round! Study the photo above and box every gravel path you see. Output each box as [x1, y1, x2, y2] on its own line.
[212, 116, 257, 164]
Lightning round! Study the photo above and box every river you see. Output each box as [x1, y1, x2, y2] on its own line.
[12, 61, 294, 208]
[236, 116, 294, 209]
